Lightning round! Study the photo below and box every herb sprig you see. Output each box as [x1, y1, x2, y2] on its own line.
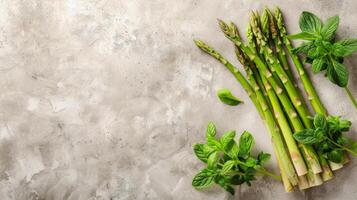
[288, 11, 357, 109]
[192, 122, 279, 195]
[293, 114, 357, 163]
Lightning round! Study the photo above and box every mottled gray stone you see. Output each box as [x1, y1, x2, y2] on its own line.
[0, 0, 356, 199]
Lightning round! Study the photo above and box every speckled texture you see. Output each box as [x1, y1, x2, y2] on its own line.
[0, 0, 356, 199]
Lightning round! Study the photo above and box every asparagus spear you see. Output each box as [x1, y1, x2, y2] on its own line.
[194, 39, 299, 186]
[274, 7, 344, 172]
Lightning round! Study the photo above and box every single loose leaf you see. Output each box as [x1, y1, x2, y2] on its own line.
[321, 15, 339, 41]
[293, 129, 319, 144]
[299, 11, 322, 33]
[217, 88, 243, 106]
[192, 168, 215, 189]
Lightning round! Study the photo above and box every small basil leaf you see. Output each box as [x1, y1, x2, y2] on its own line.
[321, 15, 339, 41]
[330, 59, 349, 87]
[299, 11, 322, 33]
[220, 130, 236, 148]
[327, 149, 344, 163]
[206, 122, 216, 138]
[220, 160, 236, 175]
[207, 137, 222, 150]
[192, 168, 215, 189]
[238, 131, 255, 159]
[311, 57, 326, 73]
[257, 152, 271, 165]
[332, 39, 357, 57]
[313, 113, 327, 129]
[314, 128, 326, 142]
[245, 157, 258, 167]
[217, 88, 243, 106]
[227, 141, 240, 158]
[229, 175, 245, 185]
[293, 129, 318, 144]
[293, 42, 314, 54]
[287, 32, 318, 41]
[193, 144, 214, 163]
[207, 152, 219, 169]
[215, 176, 235, 195]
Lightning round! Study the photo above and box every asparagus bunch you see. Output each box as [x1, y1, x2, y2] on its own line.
[193, 7, 354, 192]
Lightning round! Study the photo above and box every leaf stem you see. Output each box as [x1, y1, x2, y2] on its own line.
[256, 167, 282, 181]
[326, 137, 357, 156]
[344, 86, 357, 110]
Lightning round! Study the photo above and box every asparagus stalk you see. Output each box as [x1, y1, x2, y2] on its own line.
[194, 39, 299, 186]
[246, 16, 322, 175]
[235, 25, 308, 176]
[274, 7, 344, 171]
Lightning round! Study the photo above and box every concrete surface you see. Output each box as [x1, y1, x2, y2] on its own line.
[0, 0, 356, 199]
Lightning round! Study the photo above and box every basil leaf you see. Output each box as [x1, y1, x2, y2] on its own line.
[329, 59, 348, 87]
[206, 122, 216, 138]
[229, 175, 245, 185]
[311, 57, 326, 73]
[220, 130, 236, 148]
[299, 11, 322, 33]
[227, 141, 240, 158]
[245, 157, 258, 167]
[193, 144, 214, 163]
[287, 32, 318, 41]
[238, 131, 255, 159]
[207, 152, 219, 169]
[321, 15, 339, 41]
[332, 39, 357, 57]
[327, 149, 344, 163]
[192, 168, 215, 189]
[293, 42, 314, 54]
[345, 137, 357, 154]
[314, 113, 327, 129]
[220, 160, 236, 175]
[293, 129, 319, 144]
[207, 136, 222, 150]
[217, 88, 243, 106]
[257, 152, 271, 165]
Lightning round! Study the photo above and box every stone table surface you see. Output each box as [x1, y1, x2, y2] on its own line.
[0, 0, 356, 199]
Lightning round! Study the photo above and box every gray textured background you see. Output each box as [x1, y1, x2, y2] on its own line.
[0, 0, 356, 199]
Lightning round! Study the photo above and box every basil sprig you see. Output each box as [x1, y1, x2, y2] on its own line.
[288, 11, 357, 87]
[293, 114, 357, 163]
[192, 122, 276, 195]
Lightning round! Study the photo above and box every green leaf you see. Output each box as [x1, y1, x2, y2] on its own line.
[345, 137, 357, 154]
[257, 152, 271, 165]
[321, 15, 339, 41]
[333, 39, 357, 57]
[299, 11, 322, 33]
[220, 130, 236, 148]
[328, 59, 349, 87]
[311, 57, 326, 73]
[245, 157, 258, 167]
[227, 141, 239, 158]
[223, 185, 235, 195]
[206, 122, 216, 138]
[293, 129, 319, 144]
[207, 152, 219, 169]
[287, 32, 318, 41]
[220, 160, 236, 175]
[327, 149, 344, 163]
[192, 168, 215, 189]
[314, 113, 327, 129]
[314, 128, 326, 142]
[207, 137, 222, 150]
[215, 176, 235, 195]
[229, 175, 245, 185]
[292, 42, 314, 54]
[217, 88, 243, 106]
[193, 144, 214, 163]
[238, 131, 255, 159]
